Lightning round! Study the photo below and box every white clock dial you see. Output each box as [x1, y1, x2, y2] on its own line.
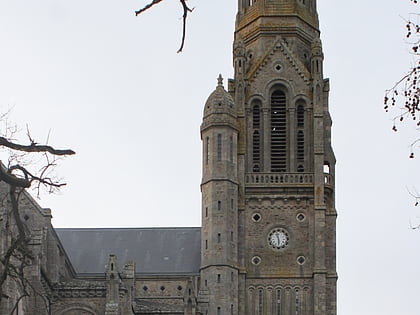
[268, 228, 289, 250]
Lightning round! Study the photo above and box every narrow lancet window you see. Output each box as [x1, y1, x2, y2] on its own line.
[205, 137, 210, 165]
[276, 289, 282, 315]
[252, 104, 261, 172]
[271, 90, 287, 172]
[229, 136, 233, 162]
[258, 289, 263, 315]
[217, 134, 222, 161]
[295, 289, 300, 315]
[296, 103, 305, 171]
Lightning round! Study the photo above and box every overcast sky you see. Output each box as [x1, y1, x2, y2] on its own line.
[0, 1, 419, 314]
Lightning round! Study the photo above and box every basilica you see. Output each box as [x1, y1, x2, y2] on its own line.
[0, 1, 337, 314]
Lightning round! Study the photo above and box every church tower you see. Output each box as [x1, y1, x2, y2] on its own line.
[200, 0, 336, 314]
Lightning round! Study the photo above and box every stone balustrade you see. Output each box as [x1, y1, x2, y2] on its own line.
[245, 173, 334, 188]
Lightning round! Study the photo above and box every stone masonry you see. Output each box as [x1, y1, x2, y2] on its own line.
[0, 1, 336, 314]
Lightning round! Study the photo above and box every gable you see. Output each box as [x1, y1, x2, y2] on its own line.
[247, 38, 311, 87]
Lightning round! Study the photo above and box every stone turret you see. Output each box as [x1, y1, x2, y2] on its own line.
[200, 76, 239, 314]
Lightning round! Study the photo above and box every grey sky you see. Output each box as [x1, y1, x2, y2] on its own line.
[0, 1, 419, 314]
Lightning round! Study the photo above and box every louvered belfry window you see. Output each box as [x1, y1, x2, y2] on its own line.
[252, 104, 261, 172]
[296, 103, 305, 171]
[271, 90, 287, 172]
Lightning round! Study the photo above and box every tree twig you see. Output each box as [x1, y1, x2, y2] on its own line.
[135, 0, 193, 53]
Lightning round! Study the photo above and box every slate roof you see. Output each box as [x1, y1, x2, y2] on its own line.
[55, 227, 201, 275]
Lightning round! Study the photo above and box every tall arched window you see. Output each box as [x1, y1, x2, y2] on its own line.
[271, 90, 287, 172]
[276, 289, 282, 315]
[295, 289, 300, 315]
[252, 104, 261, 172]
[258, 289, 264, 315]
[296, 103, 305, 171]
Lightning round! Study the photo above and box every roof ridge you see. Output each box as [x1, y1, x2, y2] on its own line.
[55, 226, 201, 230]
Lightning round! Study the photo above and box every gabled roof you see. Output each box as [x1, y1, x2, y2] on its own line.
[55, 227, 201, 275]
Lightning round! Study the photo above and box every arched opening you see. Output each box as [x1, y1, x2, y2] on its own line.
[271, 90, 287, 172]
[296, 102, 305, 171]
[252, 103, 261, 171]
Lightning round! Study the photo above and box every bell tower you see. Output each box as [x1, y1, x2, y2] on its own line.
[200, 1, 336, 314]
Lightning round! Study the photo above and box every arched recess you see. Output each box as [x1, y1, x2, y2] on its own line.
[57, 304, 98, 315]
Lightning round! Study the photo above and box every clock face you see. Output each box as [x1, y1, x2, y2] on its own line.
[268, 228, 289, 250]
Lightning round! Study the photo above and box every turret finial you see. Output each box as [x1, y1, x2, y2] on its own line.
[217, 74, 223, 87]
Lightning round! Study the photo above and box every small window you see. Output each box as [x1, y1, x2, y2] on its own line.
[205, 240, 208, 250]
[217, 233, 221, 243]
[297, 256, 306, 265]
[217, 274, 221, 283]
[296, 213, 306, 222]
[252, 256, 261, 265]
[205, 207, 208, 217]
[217, 307, 221, 315]
[231, 199, 234, 209]
[252, 213, 262, 222]
[217, 200, 221, 210]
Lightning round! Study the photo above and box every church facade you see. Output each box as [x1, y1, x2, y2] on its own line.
[0, 1, 337, 314]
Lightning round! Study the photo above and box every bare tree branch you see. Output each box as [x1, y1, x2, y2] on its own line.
[134, 0, 164, 15]
[0, 116, 74, 309]
[135, 0, 193, 53]
[0, 136, 75, 156]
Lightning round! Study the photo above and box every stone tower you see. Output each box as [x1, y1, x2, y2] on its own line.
[200, 0, 337, 314]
